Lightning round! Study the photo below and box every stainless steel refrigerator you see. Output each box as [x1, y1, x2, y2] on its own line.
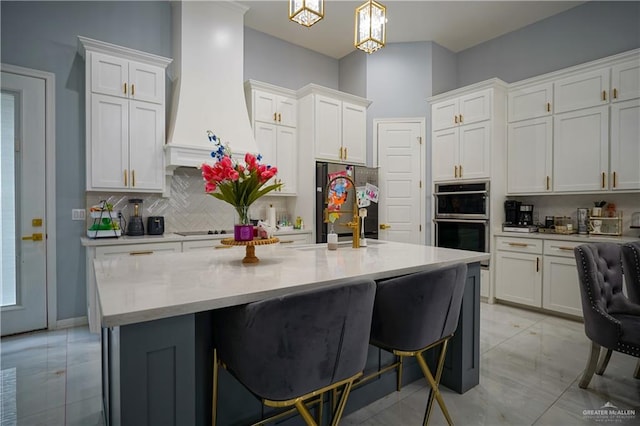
[315, 162, 379, 243]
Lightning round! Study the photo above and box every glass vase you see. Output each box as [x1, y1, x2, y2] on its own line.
[234, 205, 253, 241]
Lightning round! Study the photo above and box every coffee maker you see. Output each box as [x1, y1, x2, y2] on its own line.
[504, 200, 521, 225]
[126, 198, 145, 236]
[518, 204, 534, 226]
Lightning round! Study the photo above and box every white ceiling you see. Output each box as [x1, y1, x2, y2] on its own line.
[241, 1, 585, 59]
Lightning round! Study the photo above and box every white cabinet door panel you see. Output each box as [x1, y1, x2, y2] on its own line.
[129, 62, 164, 105]
[459, 122, 490, 180]
[553, 106, 609, 192]
[554, 69, 609, 113]
[254, 122, 277, 168]
[91, 94, 128, 189]
[314, 95, 342, 162]
[610, 99, 640, 191]
[129, 101, 164, 191]
[543, 255, 582, 317]
[508, 83, 553, 122]
[459, 89, 492, 125]
[276, 126, 297, 194]
[253, 90, 278, 123]
[432, 98, 458, 131]
[611, 59, 640, 102]
[432, 128, 458, 182]
[507, 117, 553, 194]
[495, 251, 542, 307]
[277, 96, 297, 127]
[91, 52, 128, 98]
[342, 102, 366, 165]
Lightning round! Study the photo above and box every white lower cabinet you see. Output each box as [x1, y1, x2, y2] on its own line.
[542, 240, 582, 317]
[495, 236, 584, 318]
[85, 241, 182, 333]
[275, 233, 313, 246]
[495, 239, 542, 307]
[480, 268, 490, 299]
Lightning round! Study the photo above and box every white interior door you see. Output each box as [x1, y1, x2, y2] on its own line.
[1, 70, 47, 335]
[376, 120, 424, 244]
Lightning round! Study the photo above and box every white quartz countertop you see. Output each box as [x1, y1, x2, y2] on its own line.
[81, 229, 312, 247]
[494, 231, 638, 244]
[94, 241, 489, 328]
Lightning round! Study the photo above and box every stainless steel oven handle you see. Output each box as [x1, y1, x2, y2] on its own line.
[434, 191, 488, 196]
[433, 218, 489, 224]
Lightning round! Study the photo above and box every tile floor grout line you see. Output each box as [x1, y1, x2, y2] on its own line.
[530, 374, 582, 426]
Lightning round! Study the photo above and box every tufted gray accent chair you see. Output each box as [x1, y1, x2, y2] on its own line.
[211, 278, 376, 426]
[621, 240, 640, 378]
[574, 243, 640, 389]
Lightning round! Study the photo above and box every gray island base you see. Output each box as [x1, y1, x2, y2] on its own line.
[94, 241, 487, 425]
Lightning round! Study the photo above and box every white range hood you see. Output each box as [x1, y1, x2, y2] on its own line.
[165, 0, 258, 170]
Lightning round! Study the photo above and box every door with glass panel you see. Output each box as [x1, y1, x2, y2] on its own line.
[1, 70, 47, 335]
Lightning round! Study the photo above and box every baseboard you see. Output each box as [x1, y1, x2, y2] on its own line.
[54, 316, 88, 330]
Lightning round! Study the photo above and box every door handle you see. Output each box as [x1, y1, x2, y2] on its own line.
[379, 224, 391, 230]
[22, 233, 43, 241]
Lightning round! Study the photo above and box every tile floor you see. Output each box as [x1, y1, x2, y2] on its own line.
[1, 303, 638, 425]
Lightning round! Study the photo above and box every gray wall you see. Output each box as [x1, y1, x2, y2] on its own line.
[338, 50, 367, 98]
[431, 42, 457, 96]
[244, 27, 339, 91]
[1, 1, 171, 320]
[457, 1, 640, 86]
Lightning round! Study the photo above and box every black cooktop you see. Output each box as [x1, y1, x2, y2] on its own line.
[174, 230, 230, 236]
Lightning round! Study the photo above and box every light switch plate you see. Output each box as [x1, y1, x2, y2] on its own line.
[72, 209, 86, 221]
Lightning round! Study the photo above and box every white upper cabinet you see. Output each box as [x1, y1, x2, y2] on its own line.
[430, 84, 502, 183]
[610, 99, 640, 191]
[245, 80, 298, 195]
[252, 89, 297, 128]
[611, 58, 640, 102]
[507, 117, 553, 194]
[298, 84, 370, 166]
[432, 89, 492, 131]
[553, 106, 609, 192]
[553, 68, 609, 114]
[91, 52, 165, 105]
[508, 82, 553, 122]
[79, 36, 171, 193]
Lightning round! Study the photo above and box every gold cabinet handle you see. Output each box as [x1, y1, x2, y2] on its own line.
[339, 146, 343, 159]
[344, 147, 347, 159]
[124, 82, 127, 95]
[613, 171, 617, 188]
[379, 223, 391, 230]
[546, 102, 551, 112]
[129, 251, 153, 256]
[602, 90, 607, 101]
[536, 257, 540, 272]
[132, 169, 136, 187]
[279, 240, 295, 244]
[454, 165, 458, 178]
[459, 114, 463, 123]
[22, 233, 43, 241]
[558, 246, 574, 251]
[278, 113, 281, 122]
[454, 115, 458, 124]
[546, 176, 550, 190]
[273, 112, 277, 122]
[124, 169, 128, 186]
[613, 88, 618, 99]
[508, 242, 529, 247]
[459, 164, 463, 178]
[601, 172, 606, 189]
[131, 84, 135, 96]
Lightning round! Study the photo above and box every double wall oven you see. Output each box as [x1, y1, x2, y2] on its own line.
[434, 181, 490, 267]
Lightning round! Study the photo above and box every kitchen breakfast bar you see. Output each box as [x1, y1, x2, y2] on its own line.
[94, 240, 489, 425]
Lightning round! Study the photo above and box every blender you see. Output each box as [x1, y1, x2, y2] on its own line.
[126, 198, 145, 236]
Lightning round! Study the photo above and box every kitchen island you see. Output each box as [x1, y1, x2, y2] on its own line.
[94, 240, 488, 425]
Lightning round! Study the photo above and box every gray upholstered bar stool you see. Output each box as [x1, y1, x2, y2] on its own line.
[621, 241, 640, 378]
[211, 278, 376, 426]
[364, 263, 467, 426]
[574, 243, 640, 389]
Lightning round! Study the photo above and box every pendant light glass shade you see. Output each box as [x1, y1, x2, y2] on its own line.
[289, 0, 324, 27]
[355, 0, 386, 54]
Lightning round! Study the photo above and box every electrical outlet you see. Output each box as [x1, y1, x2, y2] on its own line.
[72, 209, 86, 221]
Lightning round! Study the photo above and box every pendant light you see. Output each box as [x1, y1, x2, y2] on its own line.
[355, 0, 386, 54]
[289, 0, 324, 27]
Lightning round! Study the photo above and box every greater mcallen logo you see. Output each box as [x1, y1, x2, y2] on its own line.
[583, 401, 636, 423]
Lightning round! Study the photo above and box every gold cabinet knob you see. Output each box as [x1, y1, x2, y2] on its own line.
[22, 233, 43, 241]
[379, 223, 391, 230]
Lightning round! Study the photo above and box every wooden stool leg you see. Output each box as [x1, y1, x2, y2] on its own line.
[579, 341, 601, 389]
[634, 359, 640, 379]
[596, 348, 612, 375]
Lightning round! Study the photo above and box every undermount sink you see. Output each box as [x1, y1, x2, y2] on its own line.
[295, 239, 386, 251]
